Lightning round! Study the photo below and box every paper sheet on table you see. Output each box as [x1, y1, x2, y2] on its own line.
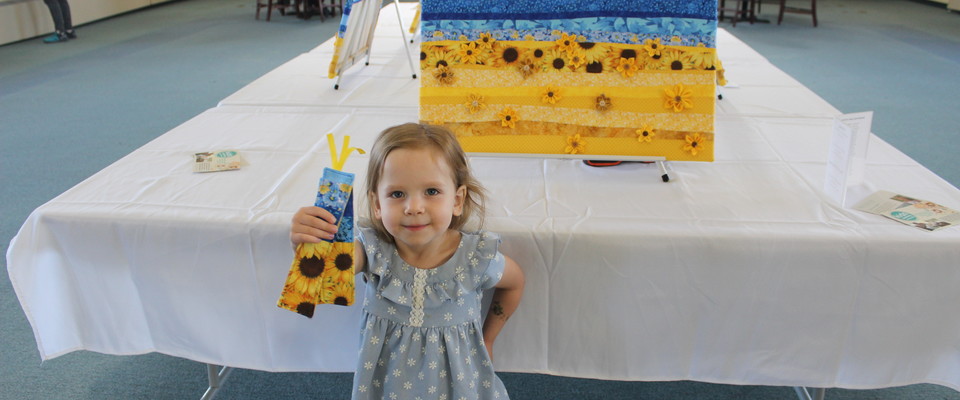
[854, 190, 960, 231]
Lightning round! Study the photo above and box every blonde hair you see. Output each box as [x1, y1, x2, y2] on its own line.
[364, 123, 486, 243]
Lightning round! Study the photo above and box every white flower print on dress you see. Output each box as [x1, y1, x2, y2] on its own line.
[353, 228, 509, 399]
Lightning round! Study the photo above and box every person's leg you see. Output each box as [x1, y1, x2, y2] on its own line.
[59, 0, 76, 38]
[43, 0, 65, 32]
[42, 0, 68, 43]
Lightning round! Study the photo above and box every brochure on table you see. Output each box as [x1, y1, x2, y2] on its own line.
[855, 190, 960, 232]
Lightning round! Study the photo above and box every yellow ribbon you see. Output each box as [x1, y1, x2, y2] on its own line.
[327, 133, 365, 171]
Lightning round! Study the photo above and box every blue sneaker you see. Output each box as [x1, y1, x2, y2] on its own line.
[43, 32, 67, 43]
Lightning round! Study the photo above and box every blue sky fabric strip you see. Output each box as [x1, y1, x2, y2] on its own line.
[422, 0, 717, 21]
[422, 17, 717, 47]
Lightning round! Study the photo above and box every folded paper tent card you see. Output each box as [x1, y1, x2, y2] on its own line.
[418, 0, 720, 161]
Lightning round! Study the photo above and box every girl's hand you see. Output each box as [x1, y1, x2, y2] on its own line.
[290, 206, 338, 249]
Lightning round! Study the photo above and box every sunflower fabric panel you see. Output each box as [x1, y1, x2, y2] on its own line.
[418, 0, 719, 161]
[278, 168, 357, 318]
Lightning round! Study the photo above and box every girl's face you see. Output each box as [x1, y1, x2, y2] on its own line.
[373, 146, 466, 256]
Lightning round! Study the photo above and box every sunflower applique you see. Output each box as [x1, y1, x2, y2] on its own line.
[684, 133, 705, 156]
[465, 94, 487, 113]
[565, 134, 586, 154]
[664, 84, 693, 112]
[497, 107, 518, 129]
[636, 124, 656, 143]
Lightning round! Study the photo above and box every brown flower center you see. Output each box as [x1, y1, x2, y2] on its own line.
[335, 253, 353, 271]
[296, 302, 315, 317]
[502, 47, 519, 63]
[299, 256, 324, 278]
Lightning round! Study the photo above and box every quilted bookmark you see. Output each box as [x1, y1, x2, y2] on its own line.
[278, 134, 364, 318]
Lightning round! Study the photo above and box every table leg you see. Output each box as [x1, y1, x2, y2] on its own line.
[200, 364, 233, 400]
[794, 386, 827, 400]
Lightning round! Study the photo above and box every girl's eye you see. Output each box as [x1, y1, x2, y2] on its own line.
[389, 191, 404, 199]
[426, 188, 440, 196]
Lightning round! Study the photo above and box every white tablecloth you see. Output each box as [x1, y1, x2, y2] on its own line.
[8, 4, 960, 392]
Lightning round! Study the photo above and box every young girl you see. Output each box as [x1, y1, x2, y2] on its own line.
[291, 123, 525, 399]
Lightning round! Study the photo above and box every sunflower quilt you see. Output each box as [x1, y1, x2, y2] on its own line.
[419, 0, 719, 161]
[278, 168, 357, 318]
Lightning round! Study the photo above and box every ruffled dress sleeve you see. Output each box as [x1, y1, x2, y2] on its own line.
[470, 231, 506, 291]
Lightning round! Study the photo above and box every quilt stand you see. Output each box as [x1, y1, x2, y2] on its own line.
[332, 0, 417, 90]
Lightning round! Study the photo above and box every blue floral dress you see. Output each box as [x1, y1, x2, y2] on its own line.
[353, 227, 509, 400]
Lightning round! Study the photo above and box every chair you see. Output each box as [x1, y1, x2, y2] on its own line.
[256, 0, 298, 21]
[301, 0, 343, 21]
[718, 0, 756, 27]
[778, 0, 818, 27]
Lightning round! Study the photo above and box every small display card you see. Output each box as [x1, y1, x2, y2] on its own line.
[824, 112, 873, 207]
[193, 150, 247, 173]
[854, 190, 960, 232]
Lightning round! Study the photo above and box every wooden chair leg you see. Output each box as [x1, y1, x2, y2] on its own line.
[778, 0, 786, 25]
[811, 0, 818, 27]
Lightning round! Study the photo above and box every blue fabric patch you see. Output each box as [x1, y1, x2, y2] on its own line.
[422, 17, 717, 47]
[422, 0, 718, 21]
[337, 0, 366, 37]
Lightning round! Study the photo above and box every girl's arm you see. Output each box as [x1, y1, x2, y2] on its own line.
[290, 206, 366, 274]
[482, 255, 524, 360]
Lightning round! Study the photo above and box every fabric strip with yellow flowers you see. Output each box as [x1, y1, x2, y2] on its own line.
[418, 1, 719, 161]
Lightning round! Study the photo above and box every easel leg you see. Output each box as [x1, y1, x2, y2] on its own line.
[393, 0, 418, 79]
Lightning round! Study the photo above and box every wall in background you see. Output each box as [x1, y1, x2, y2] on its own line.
[0, 0, 176, 45]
